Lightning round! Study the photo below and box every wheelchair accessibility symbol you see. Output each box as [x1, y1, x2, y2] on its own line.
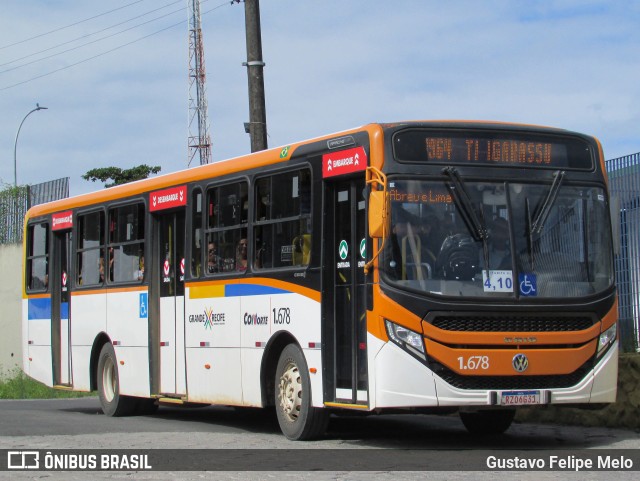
[139, 293, 148, 318]
[519, 273, 537, 297]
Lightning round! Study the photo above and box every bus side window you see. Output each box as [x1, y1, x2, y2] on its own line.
[205, 181, 248, 275]
[191, 189, 202, 277]
[254, 168, 311, 269]
[26, 222, 49, 291]
[76, 211, 105, 286]
[108, 203, 145, 284]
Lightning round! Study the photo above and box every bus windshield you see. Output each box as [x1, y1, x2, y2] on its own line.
[383, 178, 614, 299]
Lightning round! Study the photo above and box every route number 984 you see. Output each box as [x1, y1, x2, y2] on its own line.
[457, 355, 490, 370]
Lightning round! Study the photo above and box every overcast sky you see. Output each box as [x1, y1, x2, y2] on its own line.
[1, 0, 638, 196]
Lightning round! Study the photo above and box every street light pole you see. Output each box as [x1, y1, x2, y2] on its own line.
[13, 103, 48, 187]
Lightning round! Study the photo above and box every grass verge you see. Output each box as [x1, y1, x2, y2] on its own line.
[0, 367, 94, 399]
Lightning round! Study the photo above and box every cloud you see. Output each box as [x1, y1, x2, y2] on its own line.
[0, 0, 638, 194]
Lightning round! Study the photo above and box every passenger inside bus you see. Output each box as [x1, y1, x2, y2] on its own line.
[207, 241, 222, 273]
[134, 255, 144, 281]
[236, 237, 248, 272]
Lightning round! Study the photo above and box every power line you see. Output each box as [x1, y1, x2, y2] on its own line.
[0, 0, 184, 69]
[0, 0, 147, 51]
[0, 1, 232, 92]
[0, 3, 188, 74]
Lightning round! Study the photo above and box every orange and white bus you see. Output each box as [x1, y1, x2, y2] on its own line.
[22, 121, 617, 439]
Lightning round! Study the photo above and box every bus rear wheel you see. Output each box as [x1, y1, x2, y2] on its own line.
[97, 343, 136, 417]
[459, 409, 515, 435]
[275, 344, 328, 440]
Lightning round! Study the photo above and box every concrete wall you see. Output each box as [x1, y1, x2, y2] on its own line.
[0, 243, 22, 374]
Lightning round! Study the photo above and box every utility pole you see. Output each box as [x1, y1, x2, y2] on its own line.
[243, 0, 268, 152]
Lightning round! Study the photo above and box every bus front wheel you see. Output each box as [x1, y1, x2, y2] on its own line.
[459, 409, 515, 435]
[97, 343, 136, 417]
[275, 344, 328, 440]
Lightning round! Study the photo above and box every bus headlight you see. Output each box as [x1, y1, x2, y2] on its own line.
[385, 320, 426, 360]
[597, 323, 617, 356]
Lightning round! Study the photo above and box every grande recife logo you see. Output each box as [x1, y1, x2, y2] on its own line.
[149, 185, 187, 212]
[322, 146, 367, 178]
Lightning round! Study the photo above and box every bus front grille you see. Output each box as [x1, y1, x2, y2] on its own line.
[430, 314, 594, 333]
[429, 359, 592, 390]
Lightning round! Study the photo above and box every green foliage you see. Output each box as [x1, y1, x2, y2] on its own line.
[0, 183, 29, 244]
[0, 367, 93, 399]
[82, 164, 161, 188]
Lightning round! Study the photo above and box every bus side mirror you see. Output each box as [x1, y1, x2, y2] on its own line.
[369, 190, 386, 238]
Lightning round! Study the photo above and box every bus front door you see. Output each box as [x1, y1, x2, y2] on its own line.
[51, 230, 72, 387]
[154, 211, 186, 396]
[323, 177, 369, 406]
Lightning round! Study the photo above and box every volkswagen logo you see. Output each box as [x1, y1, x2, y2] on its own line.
[512, 353, 529, 373]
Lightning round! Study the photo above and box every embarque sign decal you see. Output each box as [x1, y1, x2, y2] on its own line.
[322, 146, 367, 178]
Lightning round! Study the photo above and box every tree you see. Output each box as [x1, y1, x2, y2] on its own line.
[82, 165, 161, 188]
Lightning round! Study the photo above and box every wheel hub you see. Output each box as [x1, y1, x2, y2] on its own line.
[278, 361, 302, 422]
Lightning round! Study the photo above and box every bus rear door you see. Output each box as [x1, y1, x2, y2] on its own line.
[149, 186, 187, 397]
[51, 213, 73, 387]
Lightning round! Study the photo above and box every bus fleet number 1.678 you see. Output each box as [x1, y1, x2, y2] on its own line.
[457, 355, 490, 370]
[273, 307, 291, 325]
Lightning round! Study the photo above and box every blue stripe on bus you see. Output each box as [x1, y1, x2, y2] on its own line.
[225, 284, 289, 297]
[28, 298, 51, 320]
[61, 302, 69, 320]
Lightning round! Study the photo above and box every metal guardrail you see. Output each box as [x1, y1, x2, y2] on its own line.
[606, 153, 640, 352]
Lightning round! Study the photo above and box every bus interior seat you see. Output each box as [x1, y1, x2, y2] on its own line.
[401, 234, 430, 280]
[292, 234, 311, 266]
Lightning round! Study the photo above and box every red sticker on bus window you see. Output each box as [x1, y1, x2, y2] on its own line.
[322, 147, 367, 178]
[149, 185, 187, 211]
[52, 211, 73, 230]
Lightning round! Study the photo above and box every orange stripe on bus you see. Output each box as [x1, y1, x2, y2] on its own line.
[186, 277, 321, 303]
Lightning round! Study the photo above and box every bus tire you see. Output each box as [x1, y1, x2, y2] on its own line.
[459, 409, 515, 435]
[97, 343, 136, 417]
[275, 344, 328, 440]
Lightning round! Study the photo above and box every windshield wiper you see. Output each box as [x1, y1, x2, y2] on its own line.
[530, 170, 565, 235]
[526, 170, 565, 271]
[442, 167, 490, 272]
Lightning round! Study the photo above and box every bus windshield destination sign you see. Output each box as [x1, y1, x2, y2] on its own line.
[393, 129, 593, 169]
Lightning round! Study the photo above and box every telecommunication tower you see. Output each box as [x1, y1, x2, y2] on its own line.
[187, 0, 212, 166]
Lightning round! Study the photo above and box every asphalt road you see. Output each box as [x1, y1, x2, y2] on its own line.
[0, 397, 638, 480]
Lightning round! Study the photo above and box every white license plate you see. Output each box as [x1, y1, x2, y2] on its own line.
[500, 390, 541, 406]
